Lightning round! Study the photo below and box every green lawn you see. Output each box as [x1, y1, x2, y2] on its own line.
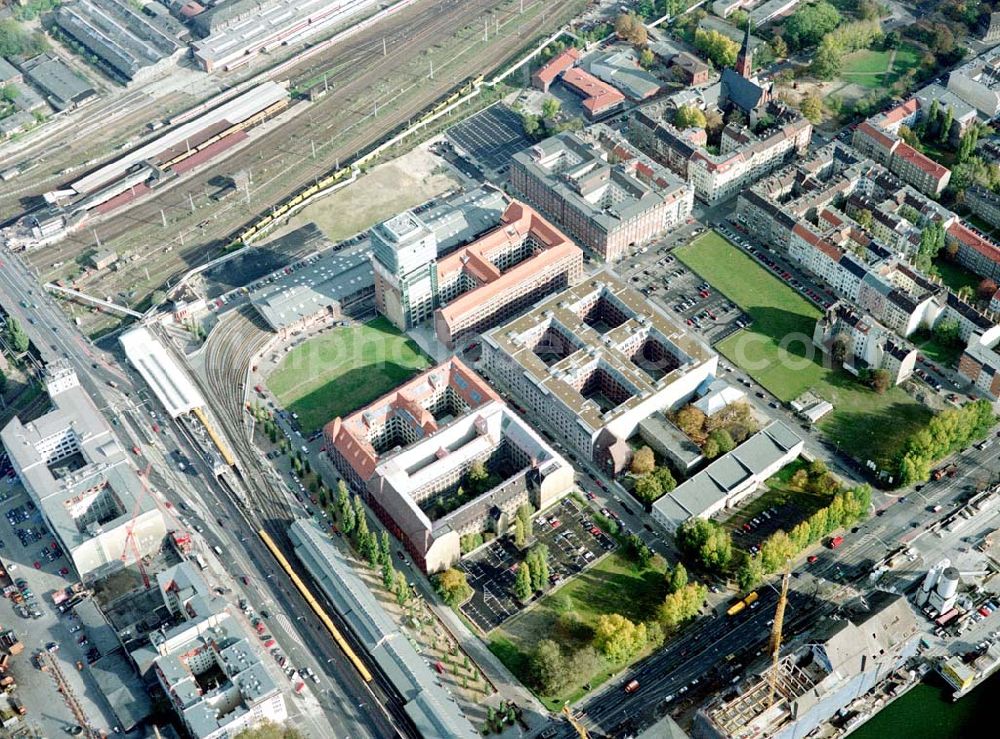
[490, 552, 669, 709]
[911, 329, 964, 368]
[676, 232, 933, 475]
[933, 256, 981, 295]
[676, 232, 824, 402]
[266, 317, 431, 433]
[816, 376, 933, 471]
[839, 43, 923, 90]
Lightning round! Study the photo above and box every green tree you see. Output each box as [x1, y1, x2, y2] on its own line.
[514, 562, 533, 601]
[6, 317, 29, 354]
[593, 613, 647, 662]
[639, 47, 655, 69]
[380, 531, 392, 565]
[810, 38, 842, 79]
[0, 369, 7, 397]
[770, 35, 789, 59]
[382, 560, 395, 590]
[521, 112, 541, 137]
[634, 472, 664, 503]
[736, 552, 765, 591]
[630, 445, 656, 475]
[526, 544, 549, 591]
[783, 1, 842, 50]
[870, 368, 891, 394]
[693, 28, 739, 68]
[615, 12, 648, 46]
[940, 105, 954, 144]
[434, 568, 471, 606]
[674, 104, 707, 130]
[0, 84, 16, 103]
[658, 582, 707, 629]
[933, 317, 961, 346]
[706, 429, 735, 456]
[669, 562, 688, 593]
[529, 639, 567, 694]
[799, 92, 824, 123]
[394, 571, 409, 606]
[541, 96, 561, 121]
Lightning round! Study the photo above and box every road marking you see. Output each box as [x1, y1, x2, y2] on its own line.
[277, 613, 304, 647]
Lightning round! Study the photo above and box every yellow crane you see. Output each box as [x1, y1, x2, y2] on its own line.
[562, 704, 589, 739]
[767, 563, 792, 708]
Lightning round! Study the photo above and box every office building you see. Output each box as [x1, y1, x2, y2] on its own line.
[325, 358, 574, 572]
[481, 273, 717, 474]
[1, 363, 166, 582]
[510, 126, 694, 262]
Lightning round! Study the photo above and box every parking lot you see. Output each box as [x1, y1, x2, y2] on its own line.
[446, 103, 533, 176]
[0, 475, 121, 736]
[619, 247, 749, 345]
[459, 496, 616, 633]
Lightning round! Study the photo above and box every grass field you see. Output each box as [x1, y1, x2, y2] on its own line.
[676, 233, 824, 402]
[266, 317, 431, 433]
[490, 552, 668, 709]
[839, 43, 923, 90]
[933, 256, 981, 296]
[676, 232, 933, 473]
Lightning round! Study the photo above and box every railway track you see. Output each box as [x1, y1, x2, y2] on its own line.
[29, 0, 583, 331]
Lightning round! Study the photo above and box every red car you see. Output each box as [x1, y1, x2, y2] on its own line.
[33, 561, 41, 569]
[807, 555, 819, 564]
[59, 567, 70, 576]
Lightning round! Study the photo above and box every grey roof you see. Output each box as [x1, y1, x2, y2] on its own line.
[20, 54, 96, 110]
[88, 649, 153, 731]
[74, 599, 122, 655]
[653, 421, 803, 528]
[10, 81, 45, 112]
[419, 186, 508, 253]
[0, 57, 20, 83]
[639, 412, 704, 467]
[249, 241, 375, 331]
[54, 0, 181, 81]
[587, 50, 662, 100]
[721, 68, 765, 113]
[289, 520, 478, 738]
[0, 110, 35, 136]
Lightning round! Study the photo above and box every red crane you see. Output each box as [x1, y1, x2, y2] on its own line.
[120, 463, 152, 589]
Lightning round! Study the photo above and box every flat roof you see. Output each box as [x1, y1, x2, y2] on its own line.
[289, 520, 478, 737]
[249, 241, 374, 330]
[120, 326, 205, 418]
[70, 81, 288, 195]
[483, 272, 715, 434]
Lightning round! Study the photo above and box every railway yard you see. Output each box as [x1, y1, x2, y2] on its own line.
[11, 0, 585, 338]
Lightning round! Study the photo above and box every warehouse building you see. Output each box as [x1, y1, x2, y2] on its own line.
[480, 273, 717, 474]
[290, 520, 478, 736]
[510, 126, 693, 262]
[325, 358, 574, 572]
[191, 0, 380, 72]
[55, 0, 184, 84]
[249, 241, 376, 333]
[20, 53, 97, 111]
[651, 421, 804, 533]
[0, 363, 167, 582]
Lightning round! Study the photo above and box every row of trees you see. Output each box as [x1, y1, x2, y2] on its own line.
[693, 28, 740, 69]
[811, 19, 884, 80]
[5, 317, 29, 354]
[512, 544, 551, 601]
[735, 484, 872, 590]
[0, 19, 48, 59]
[897, 400, 996, 485]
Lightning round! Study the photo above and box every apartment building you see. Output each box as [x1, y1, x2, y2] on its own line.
[480, 273, 717, 474]
[630, 100, 812, 204]
[946, 220, 1000, 281]
[813, 303, 918, 385]
[133, 563, 286, 739]
[324, 358, 573, 573]
[509, 126, 693, 262]
[964, 185, 1000, 230]
[947, 48, 1000, 118]
[958, 327, 1000, 401]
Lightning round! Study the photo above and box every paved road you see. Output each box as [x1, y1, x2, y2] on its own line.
[0, 251, 395, 738]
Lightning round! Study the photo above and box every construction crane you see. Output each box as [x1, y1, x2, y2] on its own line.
[767, 562, 792, 709]
[120, 463, 152, 589]
[562, 704, 589, 739]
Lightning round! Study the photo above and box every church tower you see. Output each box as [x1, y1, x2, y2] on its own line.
[735, 17, 753, 79]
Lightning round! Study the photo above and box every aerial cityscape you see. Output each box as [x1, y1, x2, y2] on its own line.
[3, 0, 1000, 737]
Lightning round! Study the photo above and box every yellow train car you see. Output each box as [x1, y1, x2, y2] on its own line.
[257, 530, 373, 683]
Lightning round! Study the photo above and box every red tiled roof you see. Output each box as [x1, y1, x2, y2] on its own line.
[882, 98, 919, 126]
[533, 47, 581, 87]
[855, 121, 897, 152]
[561, 67, 625, 113]
[436, 201, 581, 326]
[793, 223, 841, 261]
[892, 142, 949, 181]
[948, 221, 1000, 263]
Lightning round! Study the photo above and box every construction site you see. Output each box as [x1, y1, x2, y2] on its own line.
[3, 0, 587, 338]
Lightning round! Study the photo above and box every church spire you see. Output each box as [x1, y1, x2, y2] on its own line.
[736, 15, 753, 79]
